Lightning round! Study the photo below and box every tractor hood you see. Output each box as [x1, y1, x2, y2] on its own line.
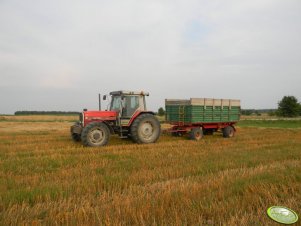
[82, 110, 117, 126]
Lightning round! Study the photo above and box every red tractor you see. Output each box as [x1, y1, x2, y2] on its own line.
[70, 91, 161, 147]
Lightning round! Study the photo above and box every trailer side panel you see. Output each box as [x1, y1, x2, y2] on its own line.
[165, 98, 241, 124]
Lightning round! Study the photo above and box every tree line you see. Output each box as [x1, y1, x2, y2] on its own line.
[228, 96, 301, 117]
[15, 111, 80, 116]
[14, 96, 301, 117]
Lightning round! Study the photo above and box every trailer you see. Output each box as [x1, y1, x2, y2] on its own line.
[165, 98, 241, 140]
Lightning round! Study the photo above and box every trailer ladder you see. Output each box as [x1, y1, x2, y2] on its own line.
[179, 105, 185, 126]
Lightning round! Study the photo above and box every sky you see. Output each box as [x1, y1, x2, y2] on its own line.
[1, 0, 301, 114]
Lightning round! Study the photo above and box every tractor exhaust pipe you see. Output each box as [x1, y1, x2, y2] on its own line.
[98, 93, 101, 111]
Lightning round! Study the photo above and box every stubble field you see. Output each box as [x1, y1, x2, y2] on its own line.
[0, 115, 300, 225]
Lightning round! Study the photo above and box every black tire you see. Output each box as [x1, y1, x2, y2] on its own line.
[130, 114, 161, 144]
[71, 133, 81, 142]
[222, 126, 235, 138]
[70, 122, 82, 142]
[189, 127, 203, 141]
[81, 122, 110, 147]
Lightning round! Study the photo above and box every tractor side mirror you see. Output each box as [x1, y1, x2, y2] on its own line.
[103, 95, 107, 100]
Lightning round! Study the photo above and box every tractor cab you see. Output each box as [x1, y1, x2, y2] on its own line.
[109, 91, 148, 119]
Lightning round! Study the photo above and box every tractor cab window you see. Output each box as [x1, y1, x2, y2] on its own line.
[110, 96, 122, 111]
[122, 95, 139, 117]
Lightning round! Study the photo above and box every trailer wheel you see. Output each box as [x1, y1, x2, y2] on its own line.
[189, 128, 203, 141]
[131, 114, 161, 144]
[81, 122, 110, 147]
[223, 126, 235, 138]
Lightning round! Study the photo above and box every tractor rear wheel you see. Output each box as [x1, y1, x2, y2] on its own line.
[189, 127, 203, 141]
[222, 126, 235, 138]
[130, 114, 161, 144]
[81, 122, 110, 147]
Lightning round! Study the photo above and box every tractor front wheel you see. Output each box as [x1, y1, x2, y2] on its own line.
[130, 114, 161, 144]
[81, 122, 110, 147]
[71, 133, 81, 142]
[70, 122, 82, 142]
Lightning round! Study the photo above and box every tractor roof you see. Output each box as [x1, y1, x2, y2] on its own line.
[109, 90, 149, 96]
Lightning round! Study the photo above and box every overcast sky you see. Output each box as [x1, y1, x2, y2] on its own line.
[1, 0, 300, 114]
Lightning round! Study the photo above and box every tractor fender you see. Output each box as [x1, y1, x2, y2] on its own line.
[128, 111, 155, 126]
[83, 120, 115, 134]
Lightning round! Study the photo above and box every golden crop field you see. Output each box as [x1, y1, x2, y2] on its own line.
[0, 115, 300, 225]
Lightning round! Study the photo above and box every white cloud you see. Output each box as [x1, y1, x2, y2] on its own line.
[39, 64, 80, 88]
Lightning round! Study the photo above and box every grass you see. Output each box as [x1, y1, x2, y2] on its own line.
[0, 116, 300, 225]
[238, 119, 301, 128]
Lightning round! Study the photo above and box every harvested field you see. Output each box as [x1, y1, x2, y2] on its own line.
[0, 116, 300, 225]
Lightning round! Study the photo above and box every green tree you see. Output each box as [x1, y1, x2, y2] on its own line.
[277, 96, 301, 117]
[158, 107, 165, 116]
